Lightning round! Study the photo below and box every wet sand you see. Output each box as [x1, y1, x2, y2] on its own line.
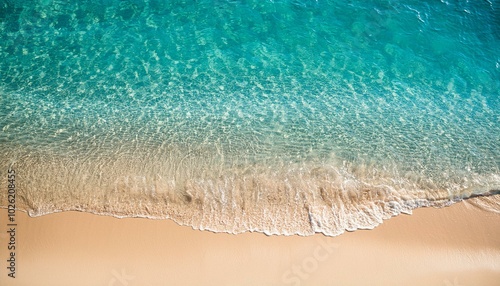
[1, 197, 499, 286]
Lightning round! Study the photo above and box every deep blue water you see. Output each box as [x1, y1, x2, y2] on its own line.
[0, 0, 499, 235]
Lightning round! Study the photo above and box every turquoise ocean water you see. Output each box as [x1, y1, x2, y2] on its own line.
[1, 0, 499, 235]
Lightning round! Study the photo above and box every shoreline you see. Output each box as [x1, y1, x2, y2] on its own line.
[1, 197, 499, 285]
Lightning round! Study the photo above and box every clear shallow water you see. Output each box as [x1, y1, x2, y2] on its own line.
[0, 0, 499, 235]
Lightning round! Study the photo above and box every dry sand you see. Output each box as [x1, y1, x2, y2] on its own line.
[1, 197, 499, 286]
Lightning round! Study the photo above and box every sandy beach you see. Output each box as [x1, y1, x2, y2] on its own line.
[1, 1, 499, 286]
[1, 196, 499, 286]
